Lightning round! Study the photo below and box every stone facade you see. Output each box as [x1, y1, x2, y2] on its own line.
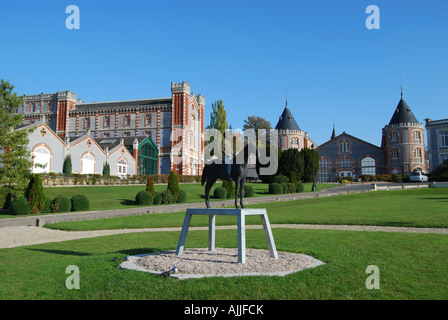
[425, 118, 448, 171]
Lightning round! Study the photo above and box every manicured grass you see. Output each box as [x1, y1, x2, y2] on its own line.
[0, 228, 447, 299]
[46, 188, 448, 231]
[0, 182, 335, 219]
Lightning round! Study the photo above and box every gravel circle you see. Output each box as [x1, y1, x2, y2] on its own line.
[130, 248, 324, 279]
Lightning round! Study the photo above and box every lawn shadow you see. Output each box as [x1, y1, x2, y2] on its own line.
[419, 197, 448, 202]
[118, 248, 161, 256]
[120, 199, 137, 206]
[28, 248, 92, 256]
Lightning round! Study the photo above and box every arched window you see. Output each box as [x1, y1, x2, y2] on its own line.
[318, 158, 330, 182]
[291, 138, 299, 149]
[338, 140, 351, 154]
[390, 132, 399, 144]
[412, 131, 421, 144]
[361, 156, 376, 175]
[391, 148, 400, 160]
[118, 159, 127, 176]
[33, 145, 51, 173]
[413, 148, 422, 162]
[337, 156, 352, 168]
[81, 153, 95, 174]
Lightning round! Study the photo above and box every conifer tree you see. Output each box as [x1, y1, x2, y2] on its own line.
[0, 80, 32, 190]
[167, 170, 179, 201]
[24, 174, 46, 214]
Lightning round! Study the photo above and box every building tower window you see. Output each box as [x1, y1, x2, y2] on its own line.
[361, 156, 376, 175]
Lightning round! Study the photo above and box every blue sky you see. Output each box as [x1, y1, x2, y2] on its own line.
[1, 0, 447, 146]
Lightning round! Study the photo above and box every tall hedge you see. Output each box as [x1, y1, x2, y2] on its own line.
[167, 171, 179, 201]
[63, 155, 72, 175]
[24, 174, 46, 214]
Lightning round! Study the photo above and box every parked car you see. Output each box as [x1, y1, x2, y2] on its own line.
[410, 171, 429, 182]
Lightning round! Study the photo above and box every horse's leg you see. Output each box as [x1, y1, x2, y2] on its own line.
[234, 178, 240, 209]
[205, 179, 216, 209]
[240, 179, 245, 209]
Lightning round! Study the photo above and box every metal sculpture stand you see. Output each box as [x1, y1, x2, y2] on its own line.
[176, 208, 278, 264]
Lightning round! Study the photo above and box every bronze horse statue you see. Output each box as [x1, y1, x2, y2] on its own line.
[201, 143, 256, 209]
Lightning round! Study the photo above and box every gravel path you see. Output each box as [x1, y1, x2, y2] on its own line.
[1, 223, 447, 249]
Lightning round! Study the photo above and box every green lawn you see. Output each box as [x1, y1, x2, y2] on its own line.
[46, 188, 448, 231]
[0, 227, 447, 299]
[0, 182, 335, 219]
[1, 188, 447, 300]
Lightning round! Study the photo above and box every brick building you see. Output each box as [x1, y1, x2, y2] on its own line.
[18, 81, 205, 175]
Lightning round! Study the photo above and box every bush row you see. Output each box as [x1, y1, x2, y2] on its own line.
[9, 194, 90, 216]
[134, 189, 187, 206]
[268, 182, 304, 195]
[213, 185, 255, 199]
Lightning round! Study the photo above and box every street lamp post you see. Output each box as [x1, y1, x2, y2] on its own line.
[311, 144, 316, 192]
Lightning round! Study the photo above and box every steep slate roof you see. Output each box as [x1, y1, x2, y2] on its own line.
[388, 95, 419, 125]
[275, 100, 301, 131]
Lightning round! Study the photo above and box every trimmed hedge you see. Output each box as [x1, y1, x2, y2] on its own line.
[176, 189, 187, 203]
[153, 192, 162, 205]
[10, 196, 31, 215]
[281, 183, 288, 194]
[273, 175, 289, 184]
[135, 191, 153, 206]
[161, 190, 173, 204]
[296, 182, 304, 193]
[243, 185, 254, 197]
[42, 198, 52, 214]
[71, 194, 90, 211]
[269, 183, 283, 194]
[214, 187, 227, 199]
[51, 196, 71, 213]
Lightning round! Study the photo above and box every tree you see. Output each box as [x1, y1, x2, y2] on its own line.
[24, 174, 46, 214]
[167, 170, 180, 201]
[243, 115, 272, 143]
[256, 144, 282, 184]
[146, 175, 156, 196]
[0, 80, 32, 190]
[63, 155, 72, 175]
[278, 148, 304, 181]
[206, 100, 229, 157]
[207, 100, 228, 136]
[102, 162, 110, 176]
[301, 148, 320, 183]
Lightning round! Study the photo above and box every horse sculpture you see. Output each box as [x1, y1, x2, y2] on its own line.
[201, 143, 256, 209]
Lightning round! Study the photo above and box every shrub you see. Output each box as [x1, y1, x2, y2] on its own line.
[269, 183, 283, 194]
[71, 194, 90, 211]
[176, 189, 187, 203]
[25, 174, 46, 214]
[273, 175, 289, 184]
[63, 155, 72, 175]
[146, 176, 156, 196]
[281, 183, 288, 194]
[102, 162, 110, 177]
[222, 180, 234, 199]
[161, 190, 173, 204]
[10, 196, 31, 215]
[243, 185, 254, 197]
[288, 183, 297, 193]
[135, 191, 153, 206]
[153, 192, 162, 205]
[290, 171, 298, 184]
[296, 182, 304, 193]
[167, 171, 180, 201]
[42, 198, 52, 214]
[51, 196, 71, 213]
[214, 187, 227, 199]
